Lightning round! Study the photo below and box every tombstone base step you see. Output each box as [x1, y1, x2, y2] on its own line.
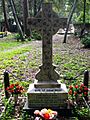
[34, 82, 61, 88]
[23, 99, 72, 117]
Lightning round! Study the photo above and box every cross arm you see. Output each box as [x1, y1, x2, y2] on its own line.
[28, 17, 42, 31]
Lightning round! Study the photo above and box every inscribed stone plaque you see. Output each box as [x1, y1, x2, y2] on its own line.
[27, 83, 68, 108]
[28, 92, 67, 108]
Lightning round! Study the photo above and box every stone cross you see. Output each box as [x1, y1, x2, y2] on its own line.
[28, 3, 67, 86]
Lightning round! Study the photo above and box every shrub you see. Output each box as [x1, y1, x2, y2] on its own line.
[15, 33, 21, 40]
[81, 34, 90, 48]
[31, 30, 42, 40]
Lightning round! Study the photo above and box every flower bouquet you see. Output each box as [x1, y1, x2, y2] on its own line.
[6, 82, 24, 104]
[6, 82, 24, 94]
[68, 83, 88, 104]
[68, 83, 88, 97]
[34, 108, 58, 120]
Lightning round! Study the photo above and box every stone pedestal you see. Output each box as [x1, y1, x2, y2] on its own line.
[25, 82, 68, 109]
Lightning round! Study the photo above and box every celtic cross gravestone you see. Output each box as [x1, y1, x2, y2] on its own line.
[28, 3, 67, 88]
[24, 3, 68, 109]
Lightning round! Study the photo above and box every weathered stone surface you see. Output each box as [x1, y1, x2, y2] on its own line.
[24, 3, 68, 110]
[34, 82, 61, 88]
[27, 83, 68, 108]
[28, 3, 67, 84]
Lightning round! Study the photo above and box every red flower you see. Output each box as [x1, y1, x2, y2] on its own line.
[43, 113, 50, 120]
[69, 85, 73, 89]
[74, 91, 77, 96]
[9, 85, 14, 89]
[6, 83, 24, 94]
[68, 83, 89, 100]
[6, 87, 9, 90]
[80, 86, 83, 90]
[16, 86, 20, 89]
[74, 85, 78, 89]
[84, 87, 88, 91]
[9, 90, 14, 93]
[68, 90, 73, 95]
[84, 92, 88, 96]
[80, 83, 84, 87]
[20, 86, 23, 90]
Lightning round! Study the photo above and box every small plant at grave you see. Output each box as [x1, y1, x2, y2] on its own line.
[81, 34, 90, 48]
[27, 37, 32, 41]
[75, 107, 90, 119]
[15, 33, 21, 41]
[64, 72, 75, 80]
[34, 108, 58, 120]
[68, 83, 90, 119]
[0, 102, 14, 120]
[6, 82, 24, 95]
[68, 83, 88, 102]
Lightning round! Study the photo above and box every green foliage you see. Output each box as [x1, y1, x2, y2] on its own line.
[72, 0, 90, 23]
[14, 33, 21, 40]
[81, 34, 90, 48]
[78, 107, 89, 117]
[74, 107, 90, 119]
[27, 37, 32, 41]
[73, 12, 90, 23]
[31, 30, 42, 40]
[64, 72, 75, 80]
[54, 54, 62, 65]
[0, 83, 3, 88]
[0, 102, 14, 120]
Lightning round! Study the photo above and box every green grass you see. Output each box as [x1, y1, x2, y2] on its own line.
[0, 34, 24, 51]
[0, 45, 32, 60]
[0, 35, 41, 90]
[0, 34, 89, 88]
[54, 53, 89, 81]
[0, 41, 23, 51]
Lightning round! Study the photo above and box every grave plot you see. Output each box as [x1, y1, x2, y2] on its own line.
[0, 33, 90, 120]
[0, 1, 90, 120]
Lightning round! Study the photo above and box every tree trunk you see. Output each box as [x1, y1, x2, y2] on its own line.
[34, 0, 37, 16]
[37, 0, 44, 13]
[63, 0, 78, 43]
[83, 0, 86, 24]
[79, 0, 86, 38]
[8, 0, 24, 41]
[22, 0, 30, 37]
[2, 0, 9, 31]
[11, 0, 22, 29]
